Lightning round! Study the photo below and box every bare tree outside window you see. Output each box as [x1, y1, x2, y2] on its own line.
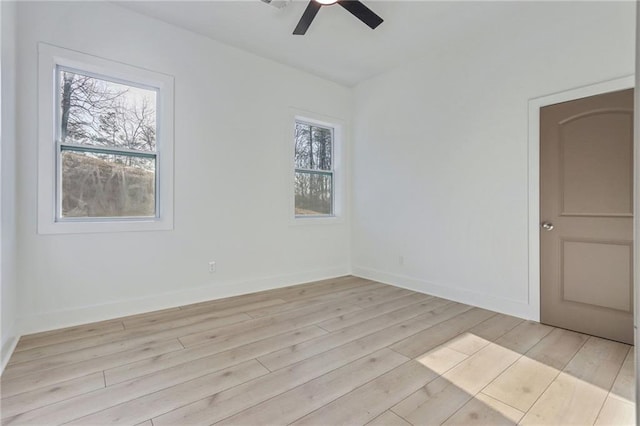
[57, 68, 158, 219]
[294, 121, 333, 216]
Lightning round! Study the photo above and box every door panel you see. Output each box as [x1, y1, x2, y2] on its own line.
[560, 111, 634, 216]
[561, 239, 632, 312]
[540, 88, 634, 344]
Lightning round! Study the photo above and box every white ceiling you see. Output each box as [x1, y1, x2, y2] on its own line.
[115, 1, 527, 87]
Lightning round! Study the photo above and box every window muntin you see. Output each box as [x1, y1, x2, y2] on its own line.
[294, 121, 334, 217]
[56, 67, 159, 220]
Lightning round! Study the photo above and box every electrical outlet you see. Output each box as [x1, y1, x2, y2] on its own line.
[208, 261, 216, 273]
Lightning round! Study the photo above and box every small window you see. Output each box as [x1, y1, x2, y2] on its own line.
[294, 121, 334, 217]
[38, 44, 174, 234]
[57, 68, 158, 219]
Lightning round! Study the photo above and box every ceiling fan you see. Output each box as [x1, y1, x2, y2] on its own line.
[293, 0, 383, 35]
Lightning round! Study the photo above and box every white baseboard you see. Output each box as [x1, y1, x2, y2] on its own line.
[352, 266, 536, 321]
[18, 266, 350, 335]
[1, 333, 19, 375]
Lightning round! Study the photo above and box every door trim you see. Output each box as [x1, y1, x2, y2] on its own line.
[527, 75, 634, 322]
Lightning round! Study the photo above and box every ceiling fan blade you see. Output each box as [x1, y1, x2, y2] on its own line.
[337, 0, 383, 29]
[293, 1, 322, 35]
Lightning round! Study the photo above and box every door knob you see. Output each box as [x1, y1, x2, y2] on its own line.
[541, 222, 554, 231]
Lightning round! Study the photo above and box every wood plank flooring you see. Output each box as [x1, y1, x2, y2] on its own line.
[0, 276, 635, 425]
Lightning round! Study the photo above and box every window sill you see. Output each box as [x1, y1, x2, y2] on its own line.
[289, 215, 344, 226]
[38, 217, 173, 235]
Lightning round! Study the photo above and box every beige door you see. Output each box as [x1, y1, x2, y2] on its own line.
[540, 88, 634, 344]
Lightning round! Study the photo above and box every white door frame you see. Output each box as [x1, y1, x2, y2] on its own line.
[527, 75, 635, 322]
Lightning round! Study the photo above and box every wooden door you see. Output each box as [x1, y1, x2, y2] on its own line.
[540, 88, 634, 344]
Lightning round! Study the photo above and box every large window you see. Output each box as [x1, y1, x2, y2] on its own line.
[57, 68, 158, 219]
[38, 44, 174, 234]
[294, 121, 334, 217]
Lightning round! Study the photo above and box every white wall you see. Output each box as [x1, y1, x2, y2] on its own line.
[15, 1, 352, 333]
[10, 1, 636, 337]
[352, 1, 636, 319]
[1, 0, 19, 370]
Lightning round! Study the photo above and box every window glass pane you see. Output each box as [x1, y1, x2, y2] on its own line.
[294, 122, 311, 169]
[311, 126, 332, 170]
[294, 122, 332, 171]
[61, 150, 155, 218]
[295, 171, 332, 216]
[58, 68, 157, 151]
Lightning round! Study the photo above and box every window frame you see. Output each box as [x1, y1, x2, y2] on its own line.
[37, 43, 174, 234]
[294, 120, 335, 218]
[289, 110, 345, 225]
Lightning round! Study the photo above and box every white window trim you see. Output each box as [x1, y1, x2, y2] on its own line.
[37, 43, 175, 234]
[289, 108, 346, 225]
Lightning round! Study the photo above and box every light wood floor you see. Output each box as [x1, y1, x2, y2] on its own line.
[0, 276, 635, 425]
